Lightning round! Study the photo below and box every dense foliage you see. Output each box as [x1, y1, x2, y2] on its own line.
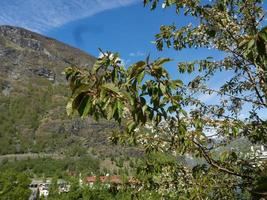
[47, 177, 160, 200]
[0, 156, 100, 178]
[0, 170, 31, 200]
[65, 0, 267, 199]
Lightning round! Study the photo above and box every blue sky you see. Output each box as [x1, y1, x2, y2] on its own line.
[45, 1, 222, 85]
[0, 0, 266, 117]
[0, 0, 220, 67]
[0, 0, 221, 103]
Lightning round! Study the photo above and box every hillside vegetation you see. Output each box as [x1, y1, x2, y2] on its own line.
[0, 26, 139, 175]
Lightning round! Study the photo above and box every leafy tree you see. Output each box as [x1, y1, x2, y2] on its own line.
[48, 176, 60, 199]
[65, 0, 267, 199]
[0, 170, 31, 200]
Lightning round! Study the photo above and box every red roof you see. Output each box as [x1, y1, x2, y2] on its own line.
[86, 176, 97, 183]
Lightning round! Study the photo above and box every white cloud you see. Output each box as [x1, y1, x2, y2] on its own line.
[0, 0, 138, 33]
[129, 51, 145, 57]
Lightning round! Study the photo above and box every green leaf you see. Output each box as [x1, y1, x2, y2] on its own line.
[81, 98, 92, 118]
[107, 104, 115, 120]
[102, 83, 120, 94]
[259, 26, 267, 42]
[127, 121, 137, 133]
[239, 39, 248, 48]
[256, 37, 267, 57]
[128, 61, 146, 78]
[121, 91, 135, 105]
[231, 152, 238, 161]
[142, 105, 148, 114]
[77, 95, 89, 116]
[137, 71, 145, 84]
[116, 101, 123, 119]
[154, 58, 172, 66]
[259, 32, 267, 43]
[247, 39, 255, 49]
[232, 126, 239, 137]
[220, 152, 229, 162]
[92, 61, 102, 73]
[170, 80, 183, 89]
[207, 29, 216, 37]
[66, 98, 74, 116]
[159, 83, 167, 94]
[168, 105, 177, 113]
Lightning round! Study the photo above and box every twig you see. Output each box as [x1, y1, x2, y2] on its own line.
[192, 140, 253, 180]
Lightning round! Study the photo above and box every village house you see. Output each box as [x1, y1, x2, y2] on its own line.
[39, 183, 50, 198]
[29, 179, 70, 199]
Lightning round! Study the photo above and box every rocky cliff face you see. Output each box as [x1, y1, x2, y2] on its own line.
[0, 26, 134, 157]
[0, 25, 95, 85]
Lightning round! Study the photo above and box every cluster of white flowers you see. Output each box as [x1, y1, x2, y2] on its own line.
[98, 52, 122, 64]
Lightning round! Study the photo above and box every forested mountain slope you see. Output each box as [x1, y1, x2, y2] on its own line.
[0, 25, 136, 159]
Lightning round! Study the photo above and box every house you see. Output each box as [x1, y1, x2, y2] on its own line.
[29, 179, 70, 198]
[39, 183, 50, 198]
[58, 179, 70, 194]
[29, 180, 50, 199]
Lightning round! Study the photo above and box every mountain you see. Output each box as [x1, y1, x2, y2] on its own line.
[0, 25, 136, 159]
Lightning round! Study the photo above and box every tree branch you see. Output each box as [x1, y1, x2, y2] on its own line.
[192, 140, 253, 180]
